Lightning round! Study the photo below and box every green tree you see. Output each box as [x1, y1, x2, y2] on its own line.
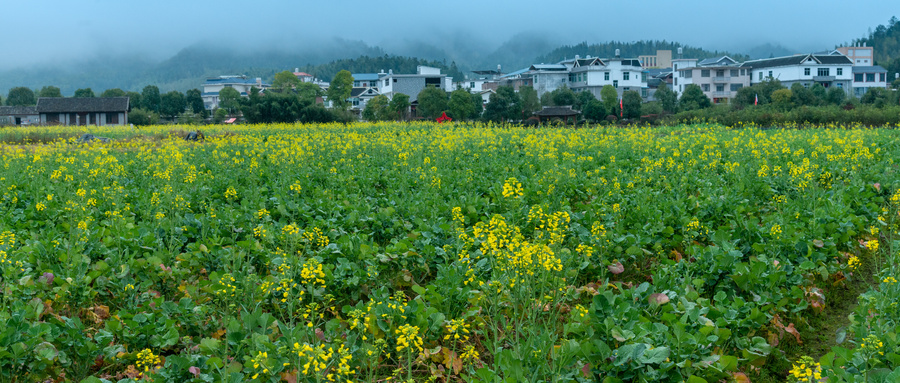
[574, 90, 596, 110]
[551, 86, 576, 106]
[655, 83, 677, 113]
[448, 89, 476, 120]
[825, 87, 846, 105]
[128, 108, 158, 126]
[483, 86, 521, 122]
[470, 93, 484, 119]
[600, 85, 619, 117]
[622, 90, 642, 119]
[125, 91, 142, 112]
[363, 94, 390, 121]
[389, 94, 410, 120]
[678, 84, 712, 111]
[790, 83, 815, 107]
[327, 70, 354, 109]
[38, 86, 62, 98]
[160, 91, 186, 119]
[214, 108, 228, 124]
[273, 70, 303, 90]
[892, 78, 900, 89]
[297, 82, 324, 103]
[809, 83, 826, 105]
[519, 86, 540, 116]
[185, 89, 205, 114]
[770, 88, 793, 110]
[416, 87, 449, 119]
[100, 88, 126, 98]
[582, 99, 607, 122]
[142, 85, 161, 112]
[861, 87, 890, 107]
[74, 88, 95, 98]
[218, 87, 242, 115]
[6, 87, 36, 106]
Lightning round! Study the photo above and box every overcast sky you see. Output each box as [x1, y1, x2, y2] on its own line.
[2, 0, 895, 69]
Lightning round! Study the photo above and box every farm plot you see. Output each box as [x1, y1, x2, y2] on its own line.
[1, 122, 899, 382]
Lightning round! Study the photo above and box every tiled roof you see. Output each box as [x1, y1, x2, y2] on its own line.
[0, 106, 37, 115]
[534, 106, 580, 117]
[293, 72, 313, 77]
[741, 54, 852, 69]
[852, 66, 887, 73]
[203, 77, 264, 85]
[530, 64, 567, 71]
[350, 87, 379, 97]
[698, 56, 738, 67]
[36, 97, 129, 113]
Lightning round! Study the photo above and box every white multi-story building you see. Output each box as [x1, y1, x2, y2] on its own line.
[201, 76, 269, 110]
[525, 52, 649, 100]
[671, 56, 750, 104]
[851, 66, 889, 97]
[741, 54, 853, 92]
[565, 54, 648, 99]
[377, 66, 453, 102]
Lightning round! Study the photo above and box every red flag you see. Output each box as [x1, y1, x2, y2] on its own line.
[619, 98, 623, 117]
[754, 94, 758, 106]
[436, 111, 452, 123]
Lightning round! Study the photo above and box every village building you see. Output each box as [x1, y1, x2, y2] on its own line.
[36, 97, 129, 126]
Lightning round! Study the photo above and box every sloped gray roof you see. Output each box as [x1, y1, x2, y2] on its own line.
[534, 106, 580, 117]
[36, 97, 129, 113]
[741, 54, 852, 69]
[0, 106, 37, 116]
[852, 66, 887, 73]
[698, 56, 738, 67]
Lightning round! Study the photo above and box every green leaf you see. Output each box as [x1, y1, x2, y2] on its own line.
[199, 338, 220, 353]
[638, 346, 669, 364]
[686, 375, 708, 383]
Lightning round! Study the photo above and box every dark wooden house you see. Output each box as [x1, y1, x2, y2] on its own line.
[36, 97, 129, 126]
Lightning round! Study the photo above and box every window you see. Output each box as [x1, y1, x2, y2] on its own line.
[866, 73, 875, 82]
[393, 78, 397, 83]
[384, 80, 389, 86]
[701, 70, 710, 77]
[470, 82, 475, 88]
[768, 71, 773, 78]
[674, 78, 678, 86]
[730, 84, 743, 91]
[855, 74, 864, 82]
[683, 70, 692, 78]
[817, 68, 830, 76]
[716, 84, 724, 92]
[759, 72, 763, 81]
[604, 72, 609, 81]
[623, 72, 630, 80]
[730, 69, 739, 77]
[702, 84, 710, 91]
[716, 70, 724, 77]
[105, 113, 118, 124]
[836, 83, 843, 88]
[47, 113, 59, 123]
[613, 80, 618, 88]
[837, 68, 843, 76]
[804, 68, 811, 76]
[674, 64, 678, 70]
[880, 73, 886, 82]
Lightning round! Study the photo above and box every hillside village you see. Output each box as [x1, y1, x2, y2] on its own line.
[1, 43, 898, 126]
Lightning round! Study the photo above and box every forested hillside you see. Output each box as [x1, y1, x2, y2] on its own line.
[855, 16, 900, 80]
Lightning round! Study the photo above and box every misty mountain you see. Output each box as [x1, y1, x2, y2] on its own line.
[744, 43, 795, 59]
[533, 41, 747, 65]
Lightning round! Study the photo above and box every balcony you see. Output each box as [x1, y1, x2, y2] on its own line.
[712, 91, 731, 97]
[712, 76, 731, 83]
[813, 76, 835, 82]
